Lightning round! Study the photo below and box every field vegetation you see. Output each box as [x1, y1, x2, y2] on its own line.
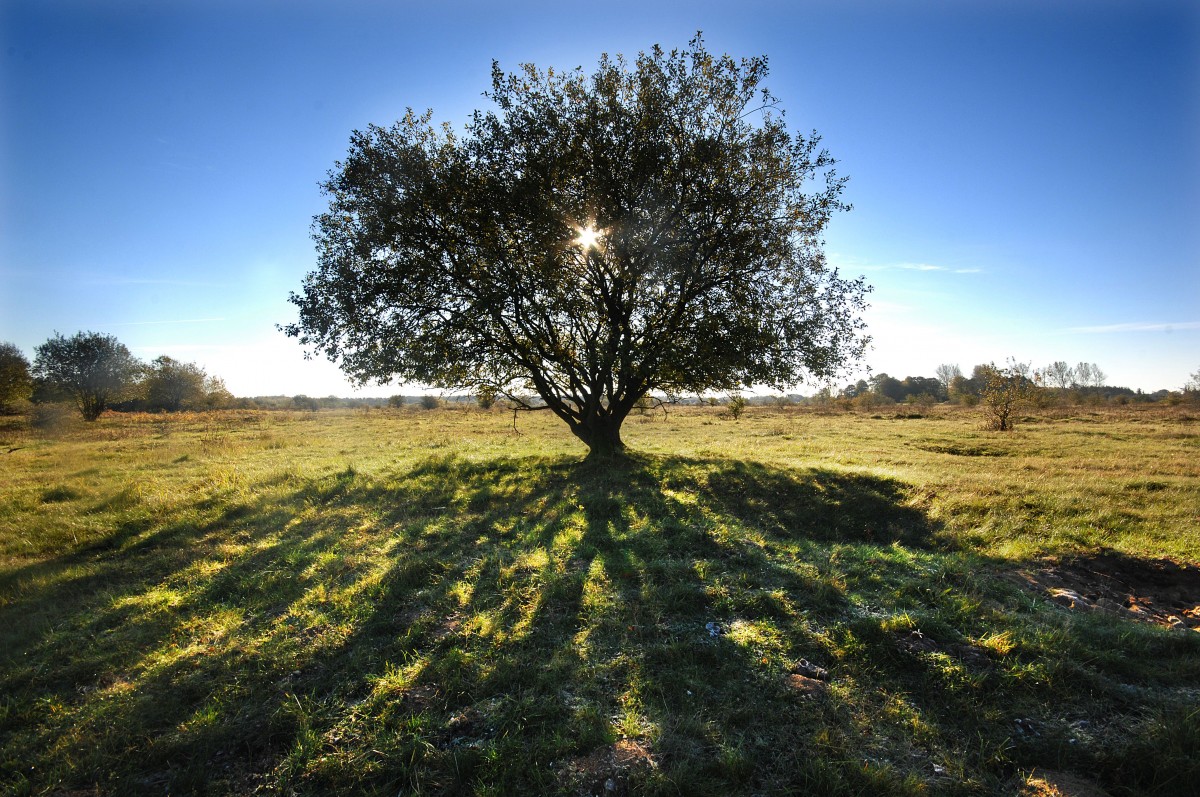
[1, 404, 1197, 795]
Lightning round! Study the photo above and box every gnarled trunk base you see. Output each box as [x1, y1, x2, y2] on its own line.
[575, 414, 627, 459]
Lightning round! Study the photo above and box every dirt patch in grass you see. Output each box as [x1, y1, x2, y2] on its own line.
[1019, 768, 1112, 797]
[558, 739, 656, 796]
[783, 673, 828, 697]
[783, 658, 831, 697]
[1016, 549, 1200, 630]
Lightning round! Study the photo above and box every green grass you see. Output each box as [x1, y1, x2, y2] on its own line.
[1, 406, 1197, 795]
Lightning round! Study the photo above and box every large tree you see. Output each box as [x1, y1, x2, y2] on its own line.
[32, 332, 142, 421]
[285, 37, 870, 457]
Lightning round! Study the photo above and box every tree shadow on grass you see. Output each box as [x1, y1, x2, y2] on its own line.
[1, 454, 1196, 796]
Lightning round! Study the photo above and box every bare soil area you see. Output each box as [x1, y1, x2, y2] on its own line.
[1016, 549, 1200, 630]
[1019, 768, 1112, 797]
[559, 739, 657, 796]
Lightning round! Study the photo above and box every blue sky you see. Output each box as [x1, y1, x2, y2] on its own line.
[2, 0, 1197, 396]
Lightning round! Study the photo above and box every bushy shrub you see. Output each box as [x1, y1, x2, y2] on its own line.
[979, 361, 1039, 431]
[853, 392, 894, 411]
[722, 394, 747, 421]
[0, 397, 32, 417]
[0, 342, 32, 412]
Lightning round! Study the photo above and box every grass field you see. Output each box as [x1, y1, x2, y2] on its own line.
[1, 405, 1198, 796]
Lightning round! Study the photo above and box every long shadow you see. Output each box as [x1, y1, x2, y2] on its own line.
[2, 454, 1196, 795]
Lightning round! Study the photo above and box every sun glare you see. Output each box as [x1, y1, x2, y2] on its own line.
[573, 224, 602, 250]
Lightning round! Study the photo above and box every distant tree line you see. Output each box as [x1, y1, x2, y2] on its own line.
[0, 332, 232, 420]
[0, 332, 484, 420]
[3, 334, 1196, 422]
[828, 360, 1190, 410]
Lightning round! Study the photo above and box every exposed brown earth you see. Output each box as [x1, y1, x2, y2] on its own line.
[1019, 768, 1113, 797]
[559, 739, 657, 796]
[783, 672, 829, 696]
[1015, 549, 1200, 630]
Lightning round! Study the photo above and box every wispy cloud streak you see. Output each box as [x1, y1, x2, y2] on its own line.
[851, 261, 983, 275]
[1067, 321, 1200, 334]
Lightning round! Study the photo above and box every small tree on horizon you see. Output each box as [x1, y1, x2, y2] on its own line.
[934, 363, 961, 397]
[1044, 361, 1074, 391]
[947, 373, 976, 405]
[284, 36, 870, 459]
[1073, 362, 1106, 391]
[979, 360, 1038, 431]
[724, 393, 747, 421]
[32, 332, 143, 421]
[1184, 367, 1200, 405]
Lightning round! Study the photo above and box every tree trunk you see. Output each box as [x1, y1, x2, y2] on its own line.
[80, 392, 104, 421]
[575, 412, 627, 459]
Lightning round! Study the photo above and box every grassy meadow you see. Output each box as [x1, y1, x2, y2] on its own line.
[1, 404, 1198, 796]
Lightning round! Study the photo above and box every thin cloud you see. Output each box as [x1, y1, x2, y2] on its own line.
[850, 261, 984, 275]
[897, 263, 985, 275]
[1067, 321, 1200, 334]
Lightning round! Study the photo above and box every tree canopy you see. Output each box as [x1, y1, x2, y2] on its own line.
[32, 332, 142, 421]
[143, 355, 232, 412]
[143, 356, 206, 412]
[285, 36, 869, 456]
